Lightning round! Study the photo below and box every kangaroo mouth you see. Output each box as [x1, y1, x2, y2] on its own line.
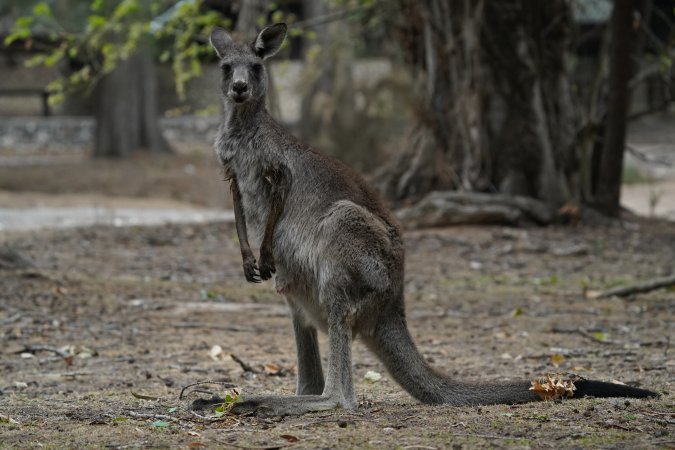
[229, 91, 251, 104]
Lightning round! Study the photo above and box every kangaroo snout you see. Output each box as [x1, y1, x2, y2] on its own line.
[229, 78, 250, 103]
[232, 80, 248, 94]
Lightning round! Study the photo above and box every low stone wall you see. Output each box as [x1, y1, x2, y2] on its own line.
[0, 115, 221, 154]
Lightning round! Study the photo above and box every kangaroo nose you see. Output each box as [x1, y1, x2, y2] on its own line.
[232, 81, 248, 94]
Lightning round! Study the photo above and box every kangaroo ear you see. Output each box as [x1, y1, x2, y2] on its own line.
[252, 23, 287, 60]
[210, 27, 233, 58]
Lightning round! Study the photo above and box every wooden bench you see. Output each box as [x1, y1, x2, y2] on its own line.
[0, 88, 50, 116]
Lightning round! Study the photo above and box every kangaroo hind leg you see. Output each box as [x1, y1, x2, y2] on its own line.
[231, 286, 356, 417]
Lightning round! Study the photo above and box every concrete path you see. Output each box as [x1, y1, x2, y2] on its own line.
[0, 206, 234, 232]
[0, 191, 233, 232]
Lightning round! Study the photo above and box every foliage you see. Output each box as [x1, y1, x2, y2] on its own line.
[4, 0, 229, 104]
[214, 392, 241, 417]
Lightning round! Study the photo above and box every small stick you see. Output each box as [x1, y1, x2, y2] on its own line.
[125, 411, 177, 421]
[589, 274, 675, 299]
[14, 345, 70, 358]
[179, 380, 236, 400]
[230, 353, 259, 373]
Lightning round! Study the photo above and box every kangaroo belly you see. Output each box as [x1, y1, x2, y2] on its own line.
[274, 200, 398, 314]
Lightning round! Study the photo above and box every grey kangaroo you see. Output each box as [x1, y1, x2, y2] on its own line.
[210, 23, 657, 416]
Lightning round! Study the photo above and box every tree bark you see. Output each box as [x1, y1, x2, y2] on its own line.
[379, 0, 486, 202]
[93, 50, 170, 158]
[483, 0, 575, 205]
[379, 0, 576, 207]
[594, 0, 644, 216]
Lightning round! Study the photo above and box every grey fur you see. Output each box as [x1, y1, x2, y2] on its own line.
[210, 24, 657, 417]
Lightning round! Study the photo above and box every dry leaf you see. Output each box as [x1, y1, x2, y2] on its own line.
[529, 374, 577, 401]
[584, 289, 601, 299]
[550, 354, 566, 366]
[264, 362, 281, 375]
[280, 435, 300, 443]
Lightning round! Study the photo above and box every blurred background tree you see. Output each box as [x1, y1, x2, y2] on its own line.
[4, 0, 230, 157]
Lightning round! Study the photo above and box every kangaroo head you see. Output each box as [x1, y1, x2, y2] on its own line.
[210, 23, 287, 105]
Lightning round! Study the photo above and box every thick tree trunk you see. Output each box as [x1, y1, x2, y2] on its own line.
[379, 0, 486, 202]
[483, 0, 575, 205]
[93, 50, 170, 158]
[379, 0, 576, 206]
[594, 0, 643, 216]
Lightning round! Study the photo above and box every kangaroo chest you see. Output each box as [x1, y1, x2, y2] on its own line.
[219, 133, 275, 245]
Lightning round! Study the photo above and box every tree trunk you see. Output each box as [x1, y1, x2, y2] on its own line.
[483, 0, 575, 205]
[594, 0, 644, 216]
[379, 0, 576, 206]
[93, 50, 170, 158]
[379, 0, 486, 202]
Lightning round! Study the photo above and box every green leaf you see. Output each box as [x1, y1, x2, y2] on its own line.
[16, 16, 34, 28]
[47, 92, 65, 106]
[33, 2, 52, 17]
[167, 407, 177, 413]
[44, 49, 64, 67]
[150, 420, 169, 428]
[87, 15, 106, 30]
[91, 0, 104, 12]
[113, 0, 140, 20]
[113, 416, 128, 422]
[25, 54, 45, 68]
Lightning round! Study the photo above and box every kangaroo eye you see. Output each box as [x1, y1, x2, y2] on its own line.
[222, 64, 232, 74]
[252, 63, 263, 74]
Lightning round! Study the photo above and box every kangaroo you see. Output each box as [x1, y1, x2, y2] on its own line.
[210, 23, 658, 417]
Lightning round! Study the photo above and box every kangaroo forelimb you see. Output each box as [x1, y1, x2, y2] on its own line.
[230, 176, 259, 283]
[258, 166, 290, 280]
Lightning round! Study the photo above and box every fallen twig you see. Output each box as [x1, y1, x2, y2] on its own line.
[189, 410, 224, 422]
[230, 354, 259, 373]
[126, 411, 178, 421]
[174, 322, 256, 332]
[213, 439, 296, 450]
[587, 274, 675, 299]
[446, 433, 531, 441]
[14, 345, 70, 358]
[0, 313, 22, 326]
[179, 380, 235, 400]
[550, 327, 621, 345]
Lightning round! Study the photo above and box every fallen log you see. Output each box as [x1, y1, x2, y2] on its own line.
[395, 191, 556, 228]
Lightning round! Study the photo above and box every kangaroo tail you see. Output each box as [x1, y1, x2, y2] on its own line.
[364, 315, 658, 405]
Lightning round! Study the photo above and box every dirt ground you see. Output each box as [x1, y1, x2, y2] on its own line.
[0, 215, 673, 448]
[0, 153, 674, 449]
[0, 152, 230, 209]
